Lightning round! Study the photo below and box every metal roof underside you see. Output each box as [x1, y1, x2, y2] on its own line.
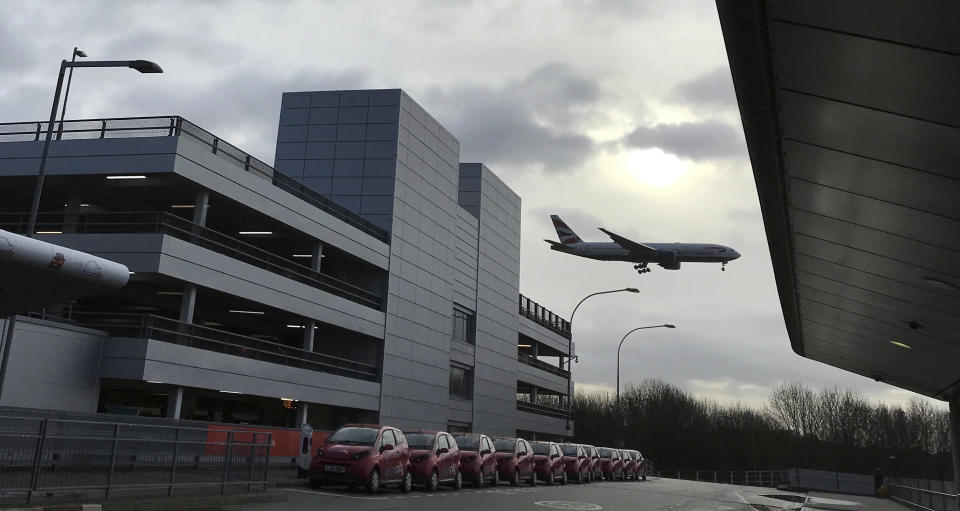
[717, 0, 960, 400]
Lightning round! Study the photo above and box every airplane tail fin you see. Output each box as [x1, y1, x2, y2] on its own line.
[550, 215, 583, 245]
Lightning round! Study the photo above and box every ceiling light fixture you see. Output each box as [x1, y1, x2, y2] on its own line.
[518, 344, 532, 348]
[238, 231, 272, 235]
[286, 324, 305, 328]
[106, 175, 147, 180]
[35, 230, 62, 234]
[218, 390, 241, 394]
[228, 310, 264, 315]
[156, 291, 183, 296]
[170, 204, 196, 209]
[889, 340, 912, 349]
[292, 254, 311, 258]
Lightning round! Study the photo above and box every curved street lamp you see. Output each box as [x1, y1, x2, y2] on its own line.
[564, 287, 640, 438]
[616, 323, 676, 447]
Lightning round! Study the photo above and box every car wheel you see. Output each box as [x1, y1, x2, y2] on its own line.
[427, 468, 439, 492]
[492, 469, 500, 486]
[529, 471, 537, 487]
[476, 471, 485, 488]
[546, 471, 554, 486]
[400, 470, 413, 493]
[310, 478, 321, 489]
[365, 468, 380, 494]
[561, 471, 567, 485]
[453, 470, 463, 490]
[512, 469, 520, 487]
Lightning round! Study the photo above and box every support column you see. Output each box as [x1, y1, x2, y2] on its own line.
[166, 386, 183, 420]
[296, 402, 309, 426]
[192, 189, 209, 226]
[949, 399, 960, 497]
[294, 239, 323, 427]
[530, 342, 539, 359]
[178, 285, 198, 324]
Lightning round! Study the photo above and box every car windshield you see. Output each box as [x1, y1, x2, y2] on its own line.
[454, 436, 480, 450]
[327, 427, 378, 446]
[597, 447, 612, 458]
[531, 442, 550, 455]
[404, 433, 435, 449]
[561, 445, 578, 456]
[493, 439, 515, 451]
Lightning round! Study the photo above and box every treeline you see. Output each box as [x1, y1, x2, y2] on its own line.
[571, 380, 953, 479]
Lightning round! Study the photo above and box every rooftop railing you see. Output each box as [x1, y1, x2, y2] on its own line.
[0, 116, 390, 243]
[49, 312, 379, 382]
[0, 211, 383, 310]
[519, 294, 571, 339]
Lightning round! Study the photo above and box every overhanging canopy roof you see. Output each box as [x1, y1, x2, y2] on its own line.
[717, 0, 960, 399]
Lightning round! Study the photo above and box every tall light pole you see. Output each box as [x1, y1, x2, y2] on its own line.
[564, 287, 639, 438]
[616, 324, 675, 448]
[56, 47, 87, 138]
[26, 58, 163, 236]
[2, 55, 162, 404]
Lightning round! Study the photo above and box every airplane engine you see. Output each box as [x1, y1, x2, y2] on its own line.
[657, 250, 681, 270]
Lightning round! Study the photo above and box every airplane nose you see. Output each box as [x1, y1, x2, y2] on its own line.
[731, 250, 741, 260]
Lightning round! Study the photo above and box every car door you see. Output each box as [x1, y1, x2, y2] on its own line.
[436, 434, 451, 480]
[380, 429, 399, 481]
[551, 444, 562, 477]
[481, 437, 495, 477]
[446, 434, 460, 478]
[518, 440, 532, 478]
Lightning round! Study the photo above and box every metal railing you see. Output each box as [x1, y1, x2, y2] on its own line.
[518, 353, 570, 378]
[0, 210, 383, 310]
[519, 294, 571, 339]
[889, 478, 960, 511]
[0, 415, 271, 506]
[0, 116, 390, 243]
[516, 400, 569, 419]
[52, 312, 379, 382]
[666, 469, 788, 487]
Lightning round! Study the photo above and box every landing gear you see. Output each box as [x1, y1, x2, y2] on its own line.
[721, 261, 727, 272]
[634, 262, 651, 275]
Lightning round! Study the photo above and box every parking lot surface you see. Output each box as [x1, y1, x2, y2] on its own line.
[223, 477, 842, 510]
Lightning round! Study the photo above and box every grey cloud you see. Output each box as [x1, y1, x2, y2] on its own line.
[621, 120, 744, 161]
[671, 67, 737, 110]
[427, 63, 600, 172]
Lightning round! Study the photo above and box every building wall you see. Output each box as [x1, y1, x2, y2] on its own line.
[0, 317, 105, 412]
[464, 163, 522, 437]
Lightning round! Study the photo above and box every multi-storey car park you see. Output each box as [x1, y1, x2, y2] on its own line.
[0, 89, 574, 441]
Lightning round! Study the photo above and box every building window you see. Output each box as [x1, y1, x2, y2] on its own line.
[449, 364, 474, 400]
[452, 305, 476, 345]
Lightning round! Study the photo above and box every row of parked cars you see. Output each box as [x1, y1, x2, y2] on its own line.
[309, 423, 647, 493]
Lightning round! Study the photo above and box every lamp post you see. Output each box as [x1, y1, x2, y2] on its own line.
[1, 55, 163, 404]
[56, 47, 87, 138]
[616, 324, 675, 448]
[26, 58, 163, 236]
[564, 287, 640, 438]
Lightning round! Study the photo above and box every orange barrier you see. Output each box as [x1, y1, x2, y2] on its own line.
[205, 425, 331, 457]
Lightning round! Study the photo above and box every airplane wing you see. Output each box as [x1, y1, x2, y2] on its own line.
[598, 228, 658, 256]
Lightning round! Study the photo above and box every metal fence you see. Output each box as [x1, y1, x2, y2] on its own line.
[518, 353, 570, 378]
[0, 116, 390, 243]
[0, 210, 383, 310]
[34, 311, 380, 382]
[0, 415, 271, 506]
[519, 294, 571, 339]
[665, 469, 788, 487]
[889, 477, 960, 511]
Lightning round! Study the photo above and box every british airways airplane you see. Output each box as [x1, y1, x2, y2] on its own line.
[544, 215, 741, 274]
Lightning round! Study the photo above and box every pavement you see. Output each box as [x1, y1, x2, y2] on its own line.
[218, 476, 908, 511]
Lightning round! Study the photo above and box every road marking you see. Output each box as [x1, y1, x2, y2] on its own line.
[534, 502, 603, 510]
[734, 490, 761, 510]
[284, 488, 388, 500]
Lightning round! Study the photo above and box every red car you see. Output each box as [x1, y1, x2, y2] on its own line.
[531, 441, 566, 485]
[580, 444, 602, 481]
[620, 449, 639, 480]
[493, 437, 537, 486]
[559, 443, 590, 483]
[403, 430, 463, 491]
[309, 424, 412, 493]
[597, 447, 625, 481]
[452, 433, 499, 487]
[629, 450, 647, 481]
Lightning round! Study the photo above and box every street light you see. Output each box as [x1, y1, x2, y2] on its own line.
[57, 47, 87, 136]
[616, 324, 675, 448]
[27, 57, 163, 237]
[564, 287, 640, 438]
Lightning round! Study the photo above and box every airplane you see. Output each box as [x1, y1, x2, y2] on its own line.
[544, 215, 741, 274]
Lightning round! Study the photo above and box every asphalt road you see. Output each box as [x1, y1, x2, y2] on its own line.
[222, 477, 858, 511]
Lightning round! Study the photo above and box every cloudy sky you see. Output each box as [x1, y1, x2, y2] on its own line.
[0, 0, 939, 409]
